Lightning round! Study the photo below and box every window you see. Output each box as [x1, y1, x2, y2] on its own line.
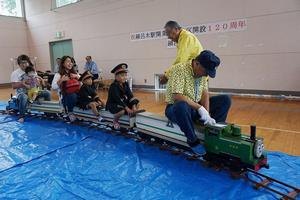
[53, 0, 80, 9]
[0, 0, 23, 17]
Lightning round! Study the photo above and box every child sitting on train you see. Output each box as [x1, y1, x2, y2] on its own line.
[22, 65, 44, 103]
[78, 70, 105, 122]
[106, 63, 139, 130]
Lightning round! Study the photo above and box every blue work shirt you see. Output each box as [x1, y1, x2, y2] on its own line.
[84, 61, 100, 75]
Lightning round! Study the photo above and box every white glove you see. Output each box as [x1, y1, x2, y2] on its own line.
[206, 117, 216, 126]
[197, 106, 210, 123]
[198, 106, 216, 125]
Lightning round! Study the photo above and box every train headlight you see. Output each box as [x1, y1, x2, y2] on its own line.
[254, 140, 264, 158]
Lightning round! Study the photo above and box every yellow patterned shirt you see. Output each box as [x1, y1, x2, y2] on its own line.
[166, 61, 208, 104]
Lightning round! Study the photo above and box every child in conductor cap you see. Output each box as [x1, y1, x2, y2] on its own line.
[78, 70, 105, 122]
[106, 63, 140, 130]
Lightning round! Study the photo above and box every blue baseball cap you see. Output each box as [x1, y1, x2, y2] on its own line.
[195, 50, 220, 78]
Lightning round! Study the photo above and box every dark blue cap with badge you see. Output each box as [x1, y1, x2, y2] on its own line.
[195, 50, 220, 78]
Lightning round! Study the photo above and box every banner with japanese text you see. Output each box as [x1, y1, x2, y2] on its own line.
[130, 18, 247, 48]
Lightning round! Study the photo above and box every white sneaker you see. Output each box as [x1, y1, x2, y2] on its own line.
[113, 121, 120, 130]
[68, 113, 76, 122]
[18, 117, 24, 123]
[98, 116, 104, 122]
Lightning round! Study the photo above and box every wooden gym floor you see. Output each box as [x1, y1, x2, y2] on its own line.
[0, 87, 299, 156]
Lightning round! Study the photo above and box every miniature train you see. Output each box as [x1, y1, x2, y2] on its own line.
[6, 96, 269, 171]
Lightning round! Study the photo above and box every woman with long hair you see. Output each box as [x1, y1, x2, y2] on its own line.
[51, 56, 80, 121]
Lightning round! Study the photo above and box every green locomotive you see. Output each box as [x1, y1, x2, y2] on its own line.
[136, 112, 269, 171]
[204, 124, 268, 171]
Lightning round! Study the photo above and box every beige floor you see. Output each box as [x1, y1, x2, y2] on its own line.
[1, 87, 300, 156]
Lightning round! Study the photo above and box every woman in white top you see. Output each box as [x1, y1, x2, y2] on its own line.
[52, 56, 80, 121]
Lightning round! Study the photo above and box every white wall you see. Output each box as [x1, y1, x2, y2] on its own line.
[24, 0, 300, 92]
[0, 16, 28, 84]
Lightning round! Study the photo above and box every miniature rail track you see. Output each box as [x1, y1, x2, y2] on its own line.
[238, 168, 300, 200]
[1, 110, 299, 200]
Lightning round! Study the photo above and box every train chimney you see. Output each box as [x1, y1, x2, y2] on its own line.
[250, 125, 256, 140]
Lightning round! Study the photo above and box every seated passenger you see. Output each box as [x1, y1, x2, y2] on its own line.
[51, 56, 80, 122]
[106, 63, 139, 130]
[78, 71, 105, 122]
[22, 66, 44, 103]
[84, 56, 100, 80]
[10, 54, 51, 123]
[165, 50, 231, 155]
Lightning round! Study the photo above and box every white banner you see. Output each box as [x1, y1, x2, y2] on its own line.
[130, 29, 168, 41]
[130, 18, 247, 48]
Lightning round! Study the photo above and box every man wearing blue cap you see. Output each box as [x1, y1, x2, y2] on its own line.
[165, 50, 231, 155]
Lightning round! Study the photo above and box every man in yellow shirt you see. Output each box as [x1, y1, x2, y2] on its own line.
[160, 21, 203, 84]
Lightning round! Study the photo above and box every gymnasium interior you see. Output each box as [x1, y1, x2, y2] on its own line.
[0, 0, 299, 199]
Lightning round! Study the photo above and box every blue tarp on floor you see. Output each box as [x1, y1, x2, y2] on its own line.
[0, 102, 299, 199]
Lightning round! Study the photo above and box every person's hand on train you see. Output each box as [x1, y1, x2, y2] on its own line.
[125, 107, 134, 116]
[132, 105, 138, 113]
[197, 106, 210, 122]
[198, 106, 216, 125]
[206, 117, 216, 126]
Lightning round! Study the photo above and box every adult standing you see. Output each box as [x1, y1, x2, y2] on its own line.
[160, 21, 204, 84]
